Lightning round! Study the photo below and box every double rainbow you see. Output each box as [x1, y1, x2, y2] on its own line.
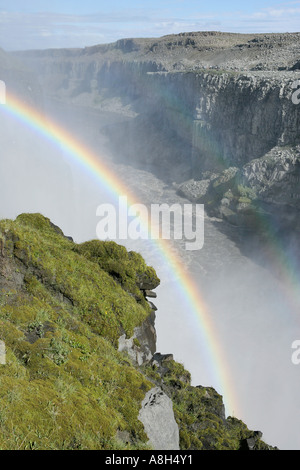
[0, 91, 238, 416]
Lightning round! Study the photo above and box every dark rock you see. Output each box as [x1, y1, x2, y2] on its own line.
[177, 179, 211, 202]
[144, 289, 157, 299]
[147, 301, 157, 311]
[291, 60, 300, 71]
[118, 311, 157, 366]
[25, 321, 55, 344]
[151, 353, 174, 366]
[241, 430, 264, 450]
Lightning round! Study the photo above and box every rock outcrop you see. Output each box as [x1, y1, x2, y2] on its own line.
[140, 351, 275, 450]
[118, 310, 157, 366]
[138, 387, 180, 450]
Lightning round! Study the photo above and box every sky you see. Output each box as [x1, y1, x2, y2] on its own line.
[0, 0, 300, 50]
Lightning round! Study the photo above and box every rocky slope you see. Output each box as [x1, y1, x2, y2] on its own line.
[0, 213, 275, 450]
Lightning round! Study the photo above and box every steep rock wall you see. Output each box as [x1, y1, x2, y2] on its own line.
[11, 46, 300, 239]
[14, 49, 300, 182]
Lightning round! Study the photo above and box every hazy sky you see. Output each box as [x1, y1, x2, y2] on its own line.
[1, 0, 300, 50]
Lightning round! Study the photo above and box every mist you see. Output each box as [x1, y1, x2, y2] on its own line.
[1, 35, 300, 450]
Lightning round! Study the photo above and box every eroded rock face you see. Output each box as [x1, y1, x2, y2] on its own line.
[138, 387, 180, 450]
[240, 145, 300, 207]
[14, 33, 300, 184]
[177, 178, 211, 202]
[176, 145, 300, 232]
[118, 310, 156, 366]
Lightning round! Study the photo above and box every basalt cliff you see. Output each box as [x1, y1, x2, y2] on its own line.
[13, 31, 300, 239]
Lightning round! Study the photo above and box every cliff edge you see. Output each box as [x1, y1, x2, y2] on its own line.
[0, 213, 276, 450]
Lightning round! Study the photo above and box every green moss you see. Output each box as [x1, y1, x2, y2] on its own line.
[237, 184, 257, 201]
[0, 213, 274, 451]
[142, 358, 274, 450]
[238, 197, 252, 204]
[76, 239, 160, 307]
[0, 296, 153, 449]
[0, 213, 157, 450]
[171, 385, 252, 450]
[0, 214, 155, 343]
[133, 338, 141, 348]
[163, 360, 191, 388]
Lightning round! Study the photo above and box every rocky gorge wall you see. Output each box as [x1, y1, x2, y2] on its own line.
[14, 44, 300, 174]
[125, 69, 300, 173]
[15, 41, 300, 215]
[96, 61, 300, 236]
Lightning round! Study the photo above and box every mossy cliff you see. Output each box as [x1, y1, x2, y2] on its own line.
[0, 214, 275, 450]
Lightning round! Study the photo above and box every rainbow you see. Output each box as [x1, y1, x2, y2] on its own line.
[0, 91, 239, 416]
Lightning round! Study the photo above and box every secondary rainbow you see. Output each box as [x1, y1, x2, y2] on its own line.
[1, 91, 239, 416]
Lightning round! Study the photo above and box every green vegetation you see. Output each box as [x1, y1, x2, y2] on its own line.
[200, 170, 259, 223]
[143, 359, 273, 450]
[76, 239, 160, 310]
[0, 214, 155, 450]
[0, 213, 273, 450]
[1, 214, 157, 343]
[237, 184, 257, 201]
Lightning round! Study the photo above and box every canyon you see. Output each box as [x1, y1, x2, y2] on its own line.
[1, 31, 300, 449]
[12, 32, 300, 236]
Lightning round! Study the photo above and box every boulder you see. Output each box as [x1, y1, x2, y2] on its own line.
[138, 387, 180, 450]
[177, 179, 211, 202]
[243, 431, 264, 450]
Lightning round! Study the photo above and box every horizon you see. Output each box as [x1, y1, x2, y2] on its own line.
[5, 29, 300, 54]
[1, 1, 300, 51]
